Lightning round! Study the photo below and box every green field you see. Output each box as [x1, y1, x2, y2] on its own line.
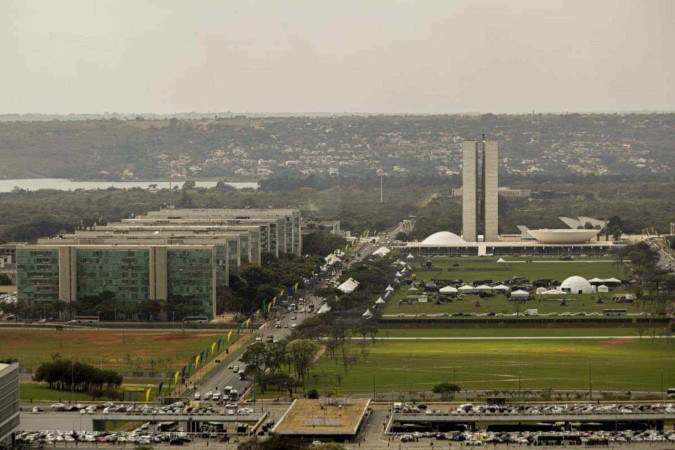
[20, 382, 102, 402]
[311, 339, 674, 394]
[377, 327, 665, 338]
[384, 290, 648, 315]
[1, 329, 239, 372]
[412, 258, 626, 283]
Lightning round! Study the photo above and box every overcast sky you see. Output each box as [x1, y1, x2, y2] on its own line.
[1, 0, 673, 114]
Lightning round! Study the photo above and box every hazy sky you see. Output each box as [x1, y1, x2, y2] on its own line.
[1, 0, 673, 114]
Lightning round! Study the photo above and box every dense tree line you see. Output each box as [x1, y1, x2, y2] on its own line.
[33, 358, 122, 396]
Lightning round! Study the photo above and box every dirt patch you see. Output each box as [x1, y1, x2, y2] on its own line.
[600, 338, 638, 346]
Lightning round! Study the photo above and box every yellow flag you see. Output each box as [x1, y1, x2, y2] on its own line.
[294, 282, 299, 291]
[245, 318, 251, 328]
[227, 330, 233, 343]
[174, 371, 180, 385]
[145, 387, 152, 402]
[195, 354, 201, 368]
[267, 303, 272, 312]
[280, 289, 285, 296]
[211, 342, 217, 355]
[255, 309, 260, 319]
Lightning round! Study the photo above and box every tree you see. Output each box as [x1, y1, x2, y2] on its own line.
[432, 382, 461, 400]
[181, 180, 196, 191]
[286, 339, 320, 380]
[241, 343, 269, 392]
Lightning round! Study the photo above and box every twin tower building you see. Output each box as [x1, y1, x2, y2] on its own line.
[462, 139, 499, 242]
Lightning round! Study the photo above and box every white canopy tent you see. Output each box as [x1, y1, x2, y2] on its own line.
[597, 284, 609, 293]
[493, 284, 511, 292]
[439, 286, 459, 294]
[588, 277, 604, 285]
[372, 246, 391, 257]
[385, 285, 395, 292]
[496, 257, 506, 263]
[458, 285, 475, 292]
[475, 284, 493, 291]
[406, 253, 415, 260]
[511, 289, 530, 299]
[604, 277, 622, 285]
[375, 297, 386, 306]
[362, 309, 373, 318]
[337, 277, 360, 294]
[535, 287, 547, 295]
[542, 289, 565, 296]
[317, 303, 332, 314]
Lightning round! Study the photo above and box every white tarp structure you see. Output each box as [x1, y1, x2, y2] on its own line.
[511, 289, 530, 299]
[458, 284, 475, 292]
[317, 303, 332, 314]
[395, 271, 403, 278]
[493, 284, 511, 292]
[372, 246, 391, 257]
[496, 257, 506, 263]
[324, 254, 341, 266]
[476, 284, 493, 291]
[385, 285, 395, 292]
[597, 284, 609, 293]
[362, 309, 373, 318]
[588, 277, 604, 285]
[406, 253, 415, 259]
[439, 286, 458, 294]
[337, 277, 360, 294]
[604, 277, 622, 285]
[542, 289, 565, 296]
[375, 297, 386, 305]
[535, 287, 547, 295]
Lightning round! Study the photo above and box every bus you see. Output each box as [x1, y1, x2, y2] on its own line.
[667, 388, 675, 398]
[183, 315, 209, 323]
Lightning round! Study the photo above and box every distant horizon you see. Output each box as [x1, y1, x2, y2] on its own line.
[1, 109, 674, 120]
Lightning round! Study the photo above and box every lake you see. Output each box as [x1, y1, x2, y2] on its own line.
[0, 178, 258, 193]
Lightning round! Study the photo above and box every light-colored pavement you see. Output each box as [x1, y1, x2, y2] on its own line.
[345, 336, 658, 340]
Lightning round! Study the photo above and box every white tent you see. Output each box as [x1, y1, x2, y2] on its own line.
[385, 285, 395, 292]
[493, 284, 512, 292]
[375, 297, 386, 305]
[588, 277, 604, 285]
[458, 285, 475, 292]
[511, 289, 530, 299]
[395, 271, 403, 277]
[535, 287, 547, 295]
[603, 277, 622, 285]
[324, 254, 341, 265]
[317, 303, 332, 314]
[408, 286, 419, 292]
[542, 289, 565, 296]
[362, 309, 373, 318]
[475, 284, 493, 291]
[337, 277, 360, 294]
[406, 253, 415, 260]
[496, 257, 506, 263]
[372, 246, 391, 257]
[439, 286, 459, 294]
[597, 284, 609, 293]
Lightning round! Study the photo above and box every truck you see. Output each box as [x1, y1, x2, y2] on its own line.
[524, 309, 538, 316]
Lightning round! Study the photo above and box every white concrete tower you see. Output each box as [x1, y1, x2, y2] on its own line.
[462, 141, 478, 242]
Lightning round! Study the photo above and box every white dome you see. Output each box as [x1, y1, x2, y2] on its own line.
[560, 276, 594, 294]
[421, 231, 467, 246]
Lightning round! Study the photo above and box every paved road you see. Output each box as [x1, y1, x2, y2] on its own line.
[190, 223, 403, 404]
[345, 335, 658, 340]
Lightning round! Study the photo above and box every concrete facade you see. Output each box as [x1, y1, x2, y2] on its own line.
[483, 140, 499, 242]
[462, 140, 499, 242]
[462, 141, 478, 242]
[0, 363, 20, 448]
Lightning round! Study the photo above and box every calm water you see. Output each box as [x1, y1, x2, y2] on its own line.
[0, 178, 258, 192]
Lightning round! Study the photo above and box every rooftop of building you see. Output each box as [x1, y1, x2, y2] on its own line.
[273, 398, 369, 436]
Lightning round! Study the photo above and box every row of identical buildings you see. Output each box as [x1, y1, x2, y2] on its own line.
[16, 209, 301, 318]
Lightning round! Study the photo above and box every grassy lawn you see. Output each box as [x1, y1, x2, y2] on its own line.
[376, 327, 665, 338]
[384, 291, 650, 315]
[1, 329, 238, 373]
[412, 258, 626, 283]
[20, 382, 103, 402]
[311, 339, 675, 394]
